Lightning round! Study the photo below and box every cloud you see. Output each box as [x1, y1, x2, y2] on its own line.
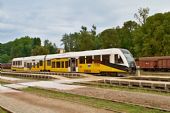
[0, 0, 170, 47]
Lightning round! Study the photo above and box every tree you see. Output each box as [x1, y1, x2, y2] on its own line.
[44, 39, 57, 54]
[133, 12, 170, 57]
[98, 21, 138, 52]
[123, 21, 138, 32]
[120, 21, 138, 53]
[32, 38, 41, 48]
[31, 46, 49, 56]
[0, 36, 50, 63]
[61, 25, 98, 52]
[78, 26, 96, 50]
[134, 7, 149, 25]
[0, 54, 10, 63]
[0, 43, 2, 55]
[99, 28, 120, 48]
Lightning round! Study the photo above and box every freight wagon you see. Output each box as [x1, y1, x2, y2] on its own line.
[0, 63, 12, 69]
[136, 56, 170, 71]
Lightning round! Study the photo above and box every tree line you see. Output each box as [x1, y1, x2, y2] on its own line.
[0, 36, 57, 63]
[61, 8, 170, 58]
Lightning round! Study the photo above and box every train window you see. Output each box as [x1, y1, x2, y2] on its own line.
[79, 56, 85, 64]
[94, 55, 100, 63]
[65, 61, 68, 68]
[86, 56, 92, 64]
[37, 63, 39, 68]
[18, 61, 21, 66]
[52, 62, 55, 68]
[13, 61, 15, 65]
[39, 60, 43, 66]
[119, 57, 123, 63]
[115, 54, 118, 63]
[115, 54, 123, 64]
[61, 61, 64, 68]
[27, 63, 29, 68]
[76, 59, 78, 66]
[47, 60, 51, 66]
[24, 62, 26, 67]
[30, 63, 32, 68]
[20, 61, 22, 66]
[56, 62, 60, 68]
[33, 63, 36, 68]
[102, 55, 110, 64]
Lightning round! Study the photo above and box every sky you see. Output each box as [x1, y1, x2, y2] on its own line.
[0, 0, 170, 47]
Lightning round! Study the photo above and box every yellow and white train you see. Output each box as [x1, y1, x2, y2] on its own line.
[11, 48, 136, 75]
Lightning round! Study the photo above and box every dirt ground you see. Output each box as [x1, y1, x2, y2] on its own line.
[65, 87, 170, 110]
[0, 92, 114, 113]
[1, 74, 170, 112]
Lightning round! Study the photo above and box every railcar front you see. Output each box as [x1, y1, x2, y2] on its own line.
[11, 57, 24, 71]
[121, 49, 136, 74]
[11, 55, 46, 72]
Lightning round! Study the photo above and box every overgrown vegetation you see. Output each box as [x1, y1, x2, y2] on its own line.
[22, 87, 169, 113]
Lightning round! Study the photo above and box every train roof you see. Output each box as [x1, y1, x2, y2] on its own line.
[46, 48, 124, 59]
[12, 55, 45, 61]
[12, 48, 127, 61]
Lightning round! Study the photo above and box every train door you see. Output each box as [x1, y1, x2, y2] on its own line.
[69, 58, 78, 72]
[24, 62, 28, 71]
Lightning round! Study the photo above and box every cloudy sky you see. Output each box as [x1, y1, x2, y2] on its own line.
[0, 0, 170, 47]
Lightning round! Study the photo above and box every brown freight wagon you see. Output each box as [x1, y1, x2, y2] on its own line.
[158, 56, 170, 71]
[136, 57, 158, 71]
[136, 56, 170, 71]
[0, 63, 12, 69]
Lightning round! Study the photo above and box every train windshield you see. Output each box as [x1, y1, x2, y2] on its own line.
[121, 49, 134, 63]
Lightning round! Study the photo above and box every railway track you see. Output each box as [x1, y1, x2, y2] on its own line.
[0, 71, 84, 80]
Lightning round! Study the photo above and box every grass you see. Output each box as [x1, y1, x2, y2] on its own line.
[73, 82, 170, 96]
[140, 71, 170, 76]
[0, 106, 9, 113]
[22, 87, 170, 113]
[0, 79, 12, 84]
